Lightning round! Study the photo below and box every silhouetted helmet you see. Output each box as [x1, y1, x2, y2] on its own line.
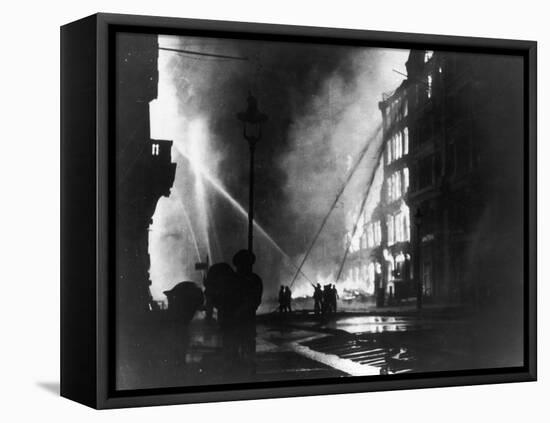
[232, 249, 256, 268]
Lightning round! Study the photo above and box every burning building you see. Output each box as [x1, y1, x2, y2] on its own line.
[376, 81, 413, 304]
[342, 47, 524, 308]
[340, 80, 412, 304]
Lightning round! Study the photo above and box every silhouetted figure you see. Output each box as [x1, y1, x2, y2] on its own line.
[283, 286, 292, 312]
[204, 263, 240, 365]
[322, 284, 333, 314]
[312, 283, 323, 314]
[163, 282, 204, 365]
[232, 249, 263, 376]
[163, 281, 204, 324]
[330, 284, 339, 313]
[278, 286, 286, 313]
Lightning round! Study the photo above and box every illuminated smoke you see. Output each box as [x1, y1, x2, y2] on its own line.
[148, 34, 409, 301]
[280, 48, 409, 299]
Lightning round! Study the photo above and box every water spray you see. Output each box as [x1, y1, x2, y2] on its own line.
[173, 144, 315, 284]
[334, 140, 385, 284]
[288, 123, 383, 288]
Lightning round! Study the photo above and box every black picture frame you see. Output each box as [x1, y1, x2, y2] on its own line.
[60, 12, 537, 409]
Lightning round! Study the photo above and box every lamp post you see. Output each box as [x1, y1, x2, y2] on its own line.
[237, 93, 268, 255]
[414, 208, 423, 310]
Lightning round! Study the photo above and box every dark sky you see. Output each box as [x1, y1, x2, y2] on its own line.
[148, 34, 408, 300]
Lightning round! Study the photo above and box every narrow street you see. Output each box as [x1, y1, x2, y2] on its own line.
[255, 311, 473, 378]
[117, 304, 522, 390]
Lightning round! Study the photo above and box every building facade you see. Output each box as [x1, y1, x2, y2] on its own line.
[116, 33, 177, 319]
[405, 49, 524, 305]
[342, 81, 413, 305]
[377, 82, 413, 304]
[343, 48, 523, 308]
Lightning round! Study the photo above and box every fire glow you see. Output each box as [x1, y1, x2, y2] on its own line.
[148, 35, 410, 302]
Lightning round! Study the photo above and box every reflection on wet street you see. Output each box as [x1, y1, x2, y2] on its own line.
[256, 314, 462, 376]
[324, 315, 433, 334]
[117, 308, 524, 390]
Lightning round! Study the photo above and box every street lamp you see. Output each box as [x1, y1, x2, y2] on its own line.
[237, 93, 268, 255]
[414, 208, 423, 310]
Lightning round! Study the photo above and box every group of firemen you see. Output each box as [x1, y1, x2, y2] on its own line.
[164, 255, 346, 376]
[203, 249, 263, 375]
[164, 249, 263, 376]
[278, 286, 293, 312]
[312, 283, 339, 314]
[276, 282, 339, 315]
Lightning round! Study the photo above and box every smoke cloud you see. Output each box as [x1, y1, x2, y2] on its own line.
[149, 34, 408, 302]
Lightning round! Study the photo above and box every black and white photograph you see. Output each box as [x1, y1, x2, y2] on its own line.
[114, 30, 526, 391]
[3, 0, 547, 420]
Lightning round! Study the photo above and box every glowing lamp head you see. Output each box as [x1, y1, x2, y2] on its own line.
[237, 92, 268, 143]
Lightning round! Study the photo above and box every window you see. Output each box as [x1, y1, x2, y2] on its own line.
[388, 210, 411, 246]
[386, 131, 408, 165]
[394, 133, 402, 159]
[387, 171, 402, 202]
[152, 143, 160, 156]
[387, 215, 395, 245]
[427, 74, 433, 99]
[387, 262, 394, 282]
[366, 223, 374, 248]
[374, 221, 382, 246]
[365, 221, 381, 248]
[403, 167, 410, 193]
[402, 210, 411, 242]
[424, 50, 434, 63]
[395, 172, 401, 199]
[350, 230, 360, 252]
[395, 213, 403, 243]
[386, 135, 402, 163]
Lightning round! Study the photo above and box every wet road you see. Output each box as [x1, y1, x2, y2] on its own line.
[117, 308, 523, 390]
[256, 312, 485, 376]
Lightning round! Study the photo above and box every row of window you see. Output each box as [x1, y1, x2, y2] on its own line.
[347, 219, 382, 254]
[346, 251, 413, 294]
[387, 209, 411, 245]
[363, 220, 382, 250]
[387, 167, 409, 202]
[350, 206, 411, 252]
[385, 127, 409, 164]
[386, 97, 408, 129]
